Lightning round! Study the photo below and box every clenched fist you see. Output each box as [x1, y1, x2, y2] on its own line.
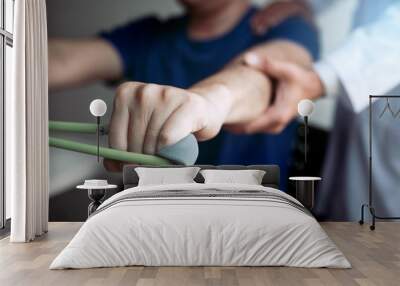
[105, 82, 231, 170]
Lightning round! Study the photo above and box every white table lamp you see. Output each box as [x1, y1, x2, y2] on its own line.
[90, 99, 107, 162]
[298, 99, 315, 164]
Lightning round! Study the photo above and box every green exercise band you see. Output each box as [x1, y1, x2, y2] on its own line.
[49, 137, 171, 165]
[49, 120, 108, 134]
[49, 120, 173, 165]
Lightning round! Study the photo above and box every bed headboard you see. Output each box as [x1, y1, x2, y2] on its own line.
[123, 165, 280, 189]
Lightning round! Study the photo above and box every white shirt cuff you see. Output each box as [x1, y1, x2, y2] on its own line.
[313, 61, 343, 98]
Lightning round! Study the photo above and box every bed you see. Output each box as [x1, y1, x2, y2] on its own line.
[50, 165, 350, 269]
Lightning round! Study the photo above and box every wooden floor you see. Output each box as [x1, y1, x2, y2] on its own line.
[0, 222, 399, 286]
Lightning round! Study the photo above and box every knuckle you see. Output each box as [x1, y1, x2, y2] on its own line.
[161, 89, 189, 109]
[133, 86, 146, 105]
[158, 131, 173, 148]
[115, 82, 140, 106]
[141, 83, 159, 98]
[116, 82, 137, 97]
[160, 88, 172, 102]
[133, 84, 159, 106]
[161, 88, 183, 103]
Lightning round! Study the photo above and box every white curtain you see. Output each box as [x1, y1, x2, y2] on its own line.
[7, 0, 49, 242]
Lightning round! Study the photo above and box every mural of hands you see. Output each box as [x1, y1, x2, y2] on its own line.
[227, 53, 323, 134]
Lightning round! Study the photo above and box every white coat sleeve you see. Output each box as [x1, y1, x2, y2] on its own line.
[320, 3, 400, 112]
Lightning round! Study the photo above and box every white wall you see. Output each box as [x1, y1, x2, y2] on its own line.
[47, 0, 357, 198]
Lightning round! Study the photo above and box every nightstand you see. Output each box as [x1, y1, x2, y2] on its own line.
[77, 181, 117, 217]
[289, 177, 321, 210]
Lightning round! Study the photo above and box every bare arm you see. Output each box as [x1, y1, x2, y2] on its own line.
[106, 40, 312, 158]
[48, 38, 123, 91]
[189, 40, 312, 127]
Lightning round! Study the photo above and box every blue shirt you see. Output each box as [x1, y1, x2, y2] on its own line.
[101, 7, 319, 190]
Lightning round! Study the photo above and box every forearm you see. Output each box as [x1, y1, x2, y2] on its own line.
[49, 38, 122, 91]
[190, 64, 271, 124]
[189, 40, 312, 124]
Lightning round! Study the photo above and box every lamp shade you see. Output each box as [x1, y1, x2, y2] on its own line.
[89, 99, 107, 117]
[298, 99, 315, 117]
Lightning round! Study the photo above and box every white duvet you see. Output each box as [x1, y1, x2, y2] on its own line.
[50, 183, 350, 269]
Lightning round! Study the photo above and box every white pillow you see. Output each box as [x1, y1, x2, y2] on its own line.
[135, 167, 200, 186]
[200, 169, 266, 185]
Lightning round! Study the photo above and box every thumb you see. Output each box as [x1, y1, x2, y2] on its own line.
[262, 60, 296, 81]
